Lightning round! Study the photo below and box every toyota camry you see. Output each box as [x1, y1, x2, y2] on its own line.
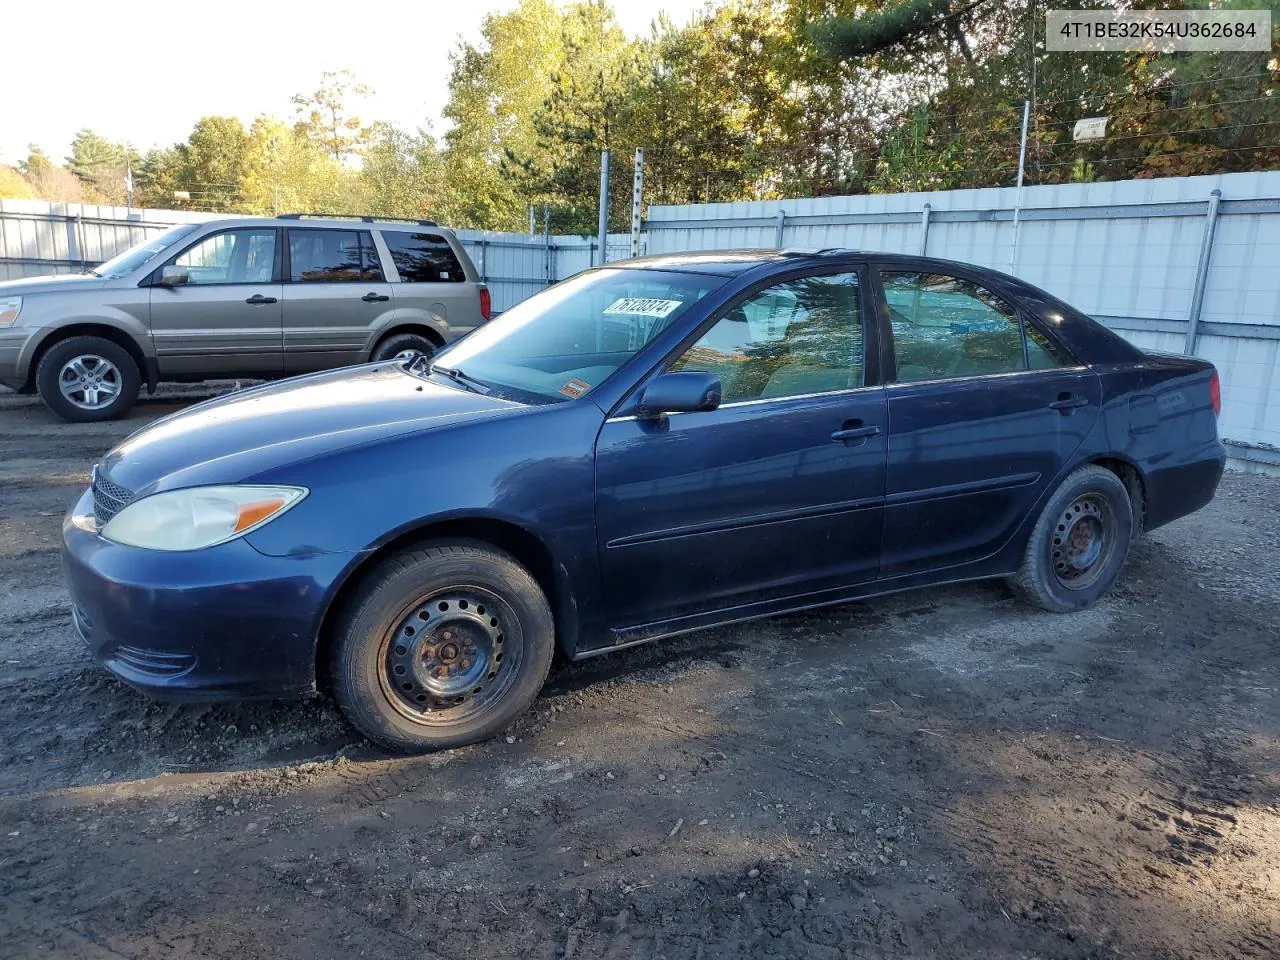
[62, 250, 1225, 751]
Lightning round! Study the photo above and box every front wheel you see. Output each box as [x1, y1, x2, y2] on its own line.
[329, 542, 555, 752]
[35, 335, 141, 422]
[1010, 464, 1134, 613]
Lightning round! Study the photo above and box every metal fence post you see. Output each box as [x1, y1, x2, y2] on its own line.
[1009, 99, 1031, 274]
[597, 149, 611, 267]
[630, 147, 645, 258]
[775, 209, 786, 247]
[65, 214, 82, 271]
[543, 204, 552, 287]
[477, 236, 488, 283]
[919, 203, 932, 256]
[1184, 189, 1223, 356]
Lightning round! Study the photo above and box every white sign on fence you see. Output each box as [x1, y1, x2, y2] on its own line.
[1072, 116, 1109, 142]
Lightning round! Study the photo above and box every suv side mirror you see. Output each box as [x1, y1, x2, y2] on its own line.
[637, 372, 722, 417]
[158, 265, 189, 287]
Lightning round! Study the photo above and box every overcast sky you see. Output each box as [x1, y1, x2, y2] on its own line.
[2, 0, 707, 166]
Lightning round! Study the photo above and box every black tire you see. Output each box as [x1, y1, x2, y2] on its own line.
[330, 541, 555, 753]
[1010, 464, 1133, 613]
[35, 335, 141, 422]
[370, 332, 437, 363]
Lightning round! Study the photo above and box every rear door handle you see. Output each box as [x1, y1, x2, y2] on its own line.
[361, 292, 390, 302]
[1049, 394, 1089, 412]
[245, 294, 277, 305]
[831, 421, 882, 444]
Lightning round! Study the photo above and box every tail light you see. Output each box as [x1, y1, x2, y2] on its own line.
[1209, 370, 1221, 418]
[479, 286, 492, 322]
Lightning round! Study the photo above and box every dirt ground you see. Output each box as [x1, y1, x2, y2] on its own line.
[0, 387, 1277, 960]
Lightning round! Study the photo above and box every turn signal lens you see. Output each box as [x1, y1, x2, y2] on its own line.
[0, 297, 22, 326]
[1209, 371, 1221, 418]
[479, 286, 492, 322]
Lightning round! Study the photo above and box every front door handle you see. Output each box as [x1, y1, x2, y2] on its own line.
[361, 292, 390, 302]
[831, 421, 882, 445]
[1049, 393, 1089, 413]
[244, 294, 277, 305]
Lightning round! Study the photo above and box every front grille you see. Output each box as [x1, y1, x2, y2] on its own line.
[92, 470, 134, 526]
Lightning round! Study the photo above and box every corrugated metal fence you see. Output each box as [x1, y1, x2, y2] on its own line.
[646, 171, 1280, 471]
[0, 199, 630, 313]
[4, 176, 1278, 469]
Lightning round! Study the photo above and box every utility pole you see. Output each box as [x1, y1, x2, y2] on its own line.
[597, 149, 611, 267]
[630, 148, 645, 258]
[1009, 99, 1031, 274]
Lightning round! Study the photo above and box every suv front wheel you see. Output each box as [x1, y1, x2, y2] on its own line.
[35, 335, 141, 423]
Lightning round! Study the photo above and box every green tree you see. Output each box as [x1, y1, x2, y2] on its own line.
[292, 69, 375, 163]
[66, 129, 129, 202]
[441, 0, 567, 229]
[519, 0, 645, 232]
[180, 116, 249, 210]
[360, 124, 446, 220]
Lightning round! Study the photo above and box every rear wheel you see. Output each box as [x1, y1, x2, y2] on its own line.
[329, 541, 555, 752]
[1010, 465, 1133, 613]
[371, 332, 437, 364]
[35, 335, 140, 422]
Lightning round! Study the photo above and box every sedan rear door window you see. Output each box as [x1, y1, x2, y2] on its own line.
[881, 271, 1064, 381]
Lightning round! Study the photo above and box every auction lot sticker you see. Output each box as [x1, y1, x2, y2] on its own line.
[1046, 10, 1272, 52]
[603, 297, 683, 319]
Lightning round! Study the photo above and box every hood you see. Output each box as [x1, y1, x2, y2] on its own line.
[100, 363, 524, 493]
[0, 273, 108, 295]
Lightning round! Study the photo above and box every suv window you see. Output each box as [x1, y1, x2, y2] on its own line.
[880, 270, 1064, 382]
[171, 229, 276, 285]
[668, 272, 863, 403]
[288, 229, 383, 283]
[382, 231, 466, 283]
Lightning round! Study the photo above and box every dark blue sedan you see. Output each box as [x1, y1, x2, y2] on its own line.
[62, 250, 1225, 751]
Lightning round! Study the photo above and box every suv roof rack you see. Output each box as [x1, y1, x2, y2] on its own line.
[277, 213, 439, 227]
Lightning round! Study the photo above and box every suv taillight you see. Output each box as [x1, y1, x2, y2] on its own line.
[479, 287, 492, 322]
[1209, 370, 1221, 418]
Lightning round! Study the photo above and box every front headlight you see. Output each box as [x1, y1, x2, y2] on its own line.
[0, 297, 21, 327]
[101, 484, 307, 551]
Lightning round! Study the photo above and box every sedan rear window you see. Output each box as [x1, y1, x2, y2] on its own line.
[383, 232, 466, 283]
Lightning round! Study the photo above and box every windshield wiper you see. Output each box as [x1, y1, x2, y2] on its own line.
[429, 363, 491, 395]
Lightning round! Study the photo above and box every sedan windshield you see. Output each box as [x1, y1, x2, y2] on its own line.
[435, 268, 726, 401]
[93, 223, 202, 279]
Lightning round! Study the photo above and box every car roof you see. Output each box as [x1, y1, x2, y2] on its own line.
[189, 215, 459, 236]
[615, 248, 1018, 278]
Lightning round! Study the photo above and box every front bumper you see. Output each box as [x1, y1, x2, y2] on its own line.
[0, 329, 33, 390]
[61, 488, 355, 701]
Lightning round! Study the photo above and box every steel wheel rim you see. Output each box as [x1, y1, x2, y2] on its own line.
[58, 355, 121, 410]
[377, 585, 523, 727]
[1050, 493, 1115, 590]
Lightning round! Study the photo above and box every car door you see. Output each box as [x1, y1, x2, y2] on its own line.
[283, 228, 395, 373]
[147, 227, 283, 377]
[873, 263, 1102, 576]
[594, 267, 887, 630]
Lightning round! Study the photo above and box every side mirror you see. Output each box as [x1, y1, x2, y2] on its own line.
[637, 371, 722, 417]
[158, 265, 189, 287]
